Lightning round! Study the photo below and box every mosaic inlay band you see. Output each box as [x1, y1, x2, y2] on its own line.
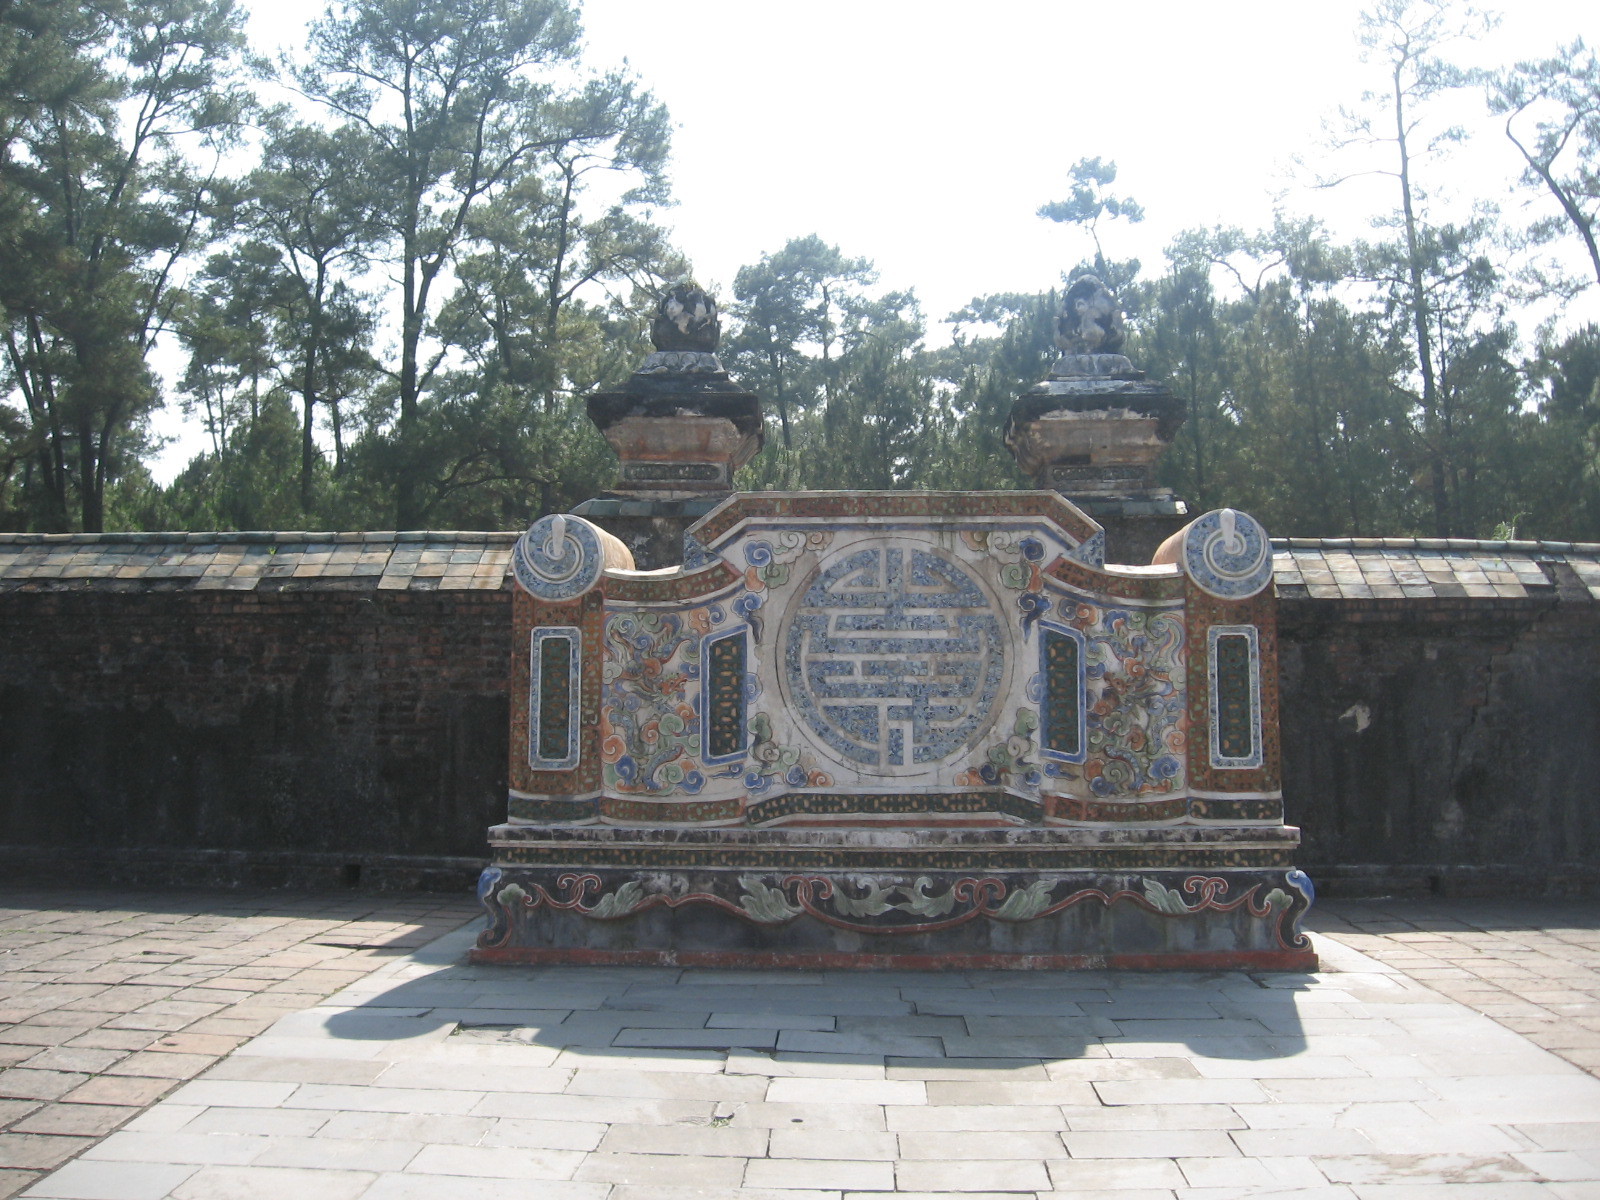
[495, 842, 1298, 871]
[478, 868, 1311, 949]
[745, 789, 1044, 826]
[783, 546, 1006, 773]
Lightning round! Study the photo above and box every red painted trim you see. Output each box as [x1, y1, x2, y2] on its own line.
[468, 946, 1318, 972]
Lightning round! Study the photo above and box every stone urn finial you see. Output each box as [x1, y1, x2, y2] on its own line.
[1056, 274, 1126, 357]
[650, 283, 720, 352]
[585, 283, 763, 504]
[1004, 270, 1186, 533]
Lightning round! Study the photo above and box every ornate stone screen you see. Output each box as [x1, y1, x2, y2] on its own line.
[483, 492, 1312, 970]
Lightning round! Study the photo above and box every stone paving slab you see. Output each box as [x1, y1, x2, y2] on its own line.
[1311, 899, 1600, 1079]
[5, 892, 1600, 1198]
[3, 896, 1598, 1198]
[0, 890, 480, 1198]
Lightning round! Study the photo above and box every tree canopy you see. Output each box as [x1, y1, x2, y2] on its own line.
[1, 0, 1597, 541]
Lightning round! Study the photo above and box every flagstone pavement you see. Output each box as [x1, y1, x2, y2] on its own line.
[1, 888, 1597, 1199]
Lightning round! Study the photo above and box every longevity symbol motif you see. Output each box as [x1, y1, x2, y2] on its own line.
[783, 546, 1006, 773]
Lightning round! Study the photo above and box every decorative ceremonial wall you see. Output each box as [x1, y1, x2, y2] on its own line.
[502, 494, 1280, 836]
[0, 532, 1596, 895]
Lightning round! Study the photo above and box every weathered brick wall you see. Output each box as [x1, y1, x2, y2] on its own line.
[0, 588, 512, 885]
[1278, 571, 1600, 896]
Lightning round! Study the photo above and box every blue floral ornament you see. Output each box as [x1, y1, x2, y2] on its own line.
[513, 513, 605, 601]
[785, 765, 808, 788]
[1017, 592, 1051, 638]
[681, 533, 715, 571]
[1287, 868, 1316, 907]
[1071, 529, 1107, 569]
[1025, 672, 1046, 705]
[476, 865, 502, 904]
[744, 540, 774, 567]
[1181, 508, 1273, 599]
[1020, 536, 1045, 562]
[732, 592, 765, 643]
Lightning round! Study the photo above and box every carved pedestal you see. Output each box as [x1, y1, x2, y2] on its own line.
[597, 414, 762, 498]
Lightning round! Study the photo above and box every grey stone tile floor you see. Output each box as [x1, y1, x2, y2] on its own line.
[3, 890, 1599, 1198]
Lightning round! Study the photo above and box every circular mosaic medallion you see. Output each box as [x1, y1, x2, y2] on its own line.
[781, 543, 1007, 776]
[1181, 508, 1272, 600]
[512, 514, 605, 601]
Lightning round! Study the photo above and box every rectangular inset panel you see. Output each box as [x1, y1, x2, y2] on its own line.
[530, 626, 581, 771]
[703, 627, 748, 763]
[1208, 625, 1262, 769]
[1040, 622, 1086, 762]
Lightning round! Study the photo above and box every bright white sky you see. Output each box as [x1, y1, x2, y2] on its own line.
[573, 0, 1594, 322]
[151, 0, 1596, 479]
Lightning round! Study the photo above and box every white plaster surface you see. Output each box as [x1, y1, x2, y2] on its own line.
[23, 923, 1600, 1198]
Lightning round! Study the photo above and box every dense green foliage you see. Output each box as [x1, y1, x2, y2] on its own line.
[1, 0, 1597, 539]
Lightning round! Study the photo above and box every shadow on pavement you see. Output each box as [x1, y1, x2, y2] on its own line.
[320, 921, 1313, 1063]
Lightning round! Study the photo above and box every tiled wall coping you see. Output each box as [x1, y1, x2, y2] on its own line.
[0, 531, 519, 592]
[0, 530, 519, 545]
[1271, 536, 1600, 553]
[1, 530, 1598, 600]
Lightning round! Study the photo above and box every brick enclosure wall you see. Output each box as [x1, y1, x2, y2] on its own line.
[1278, 573, 1600, 896]
[0, 587, 512, 885]
[1, 571, 1595, 896]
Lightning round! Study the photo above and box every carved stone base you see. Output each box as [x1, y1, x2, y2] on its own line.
[1009, 412, 1170, 488]
[598, 415, 763, 499]
[469, 841, 1317, 970]
[1004, 377, 1186, 502]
